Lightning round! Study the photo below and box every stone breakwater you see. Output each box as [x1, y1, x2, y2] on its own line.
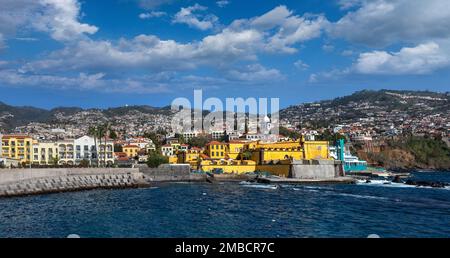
[0, 168, 148, 198]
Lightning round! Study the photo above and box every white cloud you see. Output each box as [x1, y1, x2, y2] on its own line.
[34, 0, 98, 41]
[226, 64, 284, 82]
[310, 42, 450, 82]
[0, 34, 5, 49]
[0, 69, 170, 93]
[15, 37, 39, 41]
[263, 8, 329, 53]
[137, 0, 176, 10]
[322, 44, 334, 52]
[309, 68, 350, 83]
[250, 5, 293, 30]
[337, 0, 363, 10]
[354, 42, 450, 75]
[216, 1, 230, 8]
[7, 5, 328, 91]
[329, 0, 450, 47]
[0, 0, 97, 45]
[341, 50, 354, 56]
[0, 60, 8, 68]
[228, 5, 328, 53]
[294, 60, 309, 70]
[21, 30, 265, 73]
[139, 11, 167, 19]
[173, 4, 219, 31]
[7, 5, 327, 75]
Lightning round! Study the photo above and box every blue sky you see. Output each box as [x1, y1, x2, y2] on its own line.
[0, 0, 449, 109]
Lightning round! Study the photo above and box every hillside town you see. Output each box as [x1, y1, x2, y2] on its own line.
[1, 90, 449, 171]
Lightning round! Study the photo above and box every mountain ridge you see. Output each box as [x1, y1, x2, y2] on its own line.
[0, 89, 449, 131]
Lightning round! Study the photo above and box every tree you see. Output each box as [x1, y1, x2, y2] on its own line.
[79, 159, 90, 168]
[51, 156, 60, 167]
[188, 136, 210, 148]
[109, 129, 118, 140]
[147, 153, 169, 168]
[279, 126, 301, 139]
[242, 150, 253, 160]
[144, 132, 163, 152]
[88, 126, 98, 166]
[114, 144, 123, 152]
[176, 134, 186, 144]
[316, 130, 346, 144]
[103, 123, 111, 166]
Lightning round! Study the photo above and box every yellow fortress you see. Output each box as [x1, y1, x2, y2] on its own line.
[175, 138, 330, 177]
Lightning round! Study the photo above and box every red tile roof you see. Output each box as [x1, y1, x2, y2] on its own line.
[200, 154, 210, 159]
[206, 141, 226, 145]
[123, 145, 140, 148]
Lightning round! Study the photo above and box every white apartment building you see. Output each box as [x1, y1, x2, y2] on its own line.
[58, 136, 114, 166]
[211, 131, 225, 140]
[182, 131, 199, 140]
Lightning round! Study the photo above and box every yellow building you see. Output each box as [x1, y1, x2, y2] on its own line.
[201, 159, 257, 174]
[1, 135, 34, 164]
[198, 139, 330, 176]
[168, 156, 178, 164]
[251, 141, 304, 164]
[57, 139, 75, 165]
[32, 141, 59, 165]
[227, 141, 247, 159]
[205, 141, 227, 159]
[177, 147, 203, 168]
[123, 145, 140, 158]
[303, 141, 330, 160]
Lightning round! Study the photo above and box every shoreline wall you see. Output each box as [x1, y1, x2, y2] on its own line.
[0, 168, 146, 197]
[290, 160, 342, 179]
[139, 164, 205, 182]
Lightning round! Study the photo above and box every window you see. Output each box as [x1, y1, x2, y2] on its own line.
[216, 152, 219, 156]
[84, 145, 89, 151]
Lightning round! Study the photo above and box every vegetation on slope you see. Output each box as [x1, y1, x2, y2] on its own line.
[367, 136, 450, 171]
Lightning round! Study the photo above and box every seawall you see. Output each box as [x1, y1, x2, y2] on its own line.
[290, 159, 343, 179]
[140, 164, 205, 182]
[0, 168, 147, 198]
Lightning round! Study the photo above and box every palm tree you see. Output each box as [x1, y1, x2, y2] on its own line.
[96, 125, 106, 167]
[88, 126, 98, 167]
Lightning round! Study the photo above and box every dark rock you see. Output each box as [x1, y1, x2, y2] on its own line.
[392, 176, 402, 183]
[405, 180, 449, 188]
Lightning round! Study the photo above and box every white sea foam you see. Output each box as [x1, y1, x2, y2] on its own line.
[356, 180, 450, 190]
[304, 186, 334, 190]
[356, 180, 416, 188]
[240, 182, 278, 190]
[337, 193, 389, 200]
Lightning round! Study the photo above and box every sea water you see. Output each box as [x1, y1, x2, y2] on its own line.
[0, 171, 449, 238]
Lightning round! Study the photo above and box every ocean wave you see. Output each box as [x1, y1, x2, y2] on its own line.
[240, 182, 279, 190]
[356, 180, 450, 190]
[356, 180, 416, 188]
[337, 193, 389, 200]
